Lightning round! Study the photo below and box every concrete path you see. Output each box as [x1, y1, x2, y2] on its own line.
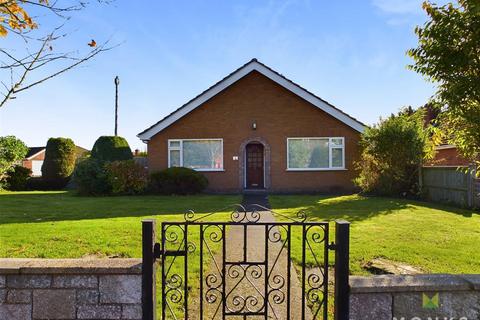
[192, 194, 319, 319]
[224, 210, 312, 319]
[207, 193, 313, 319]
[241, 192, 270, 211]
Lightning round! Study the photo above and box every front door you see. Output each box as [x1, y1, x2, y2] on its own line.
[246, 143, 264, 189]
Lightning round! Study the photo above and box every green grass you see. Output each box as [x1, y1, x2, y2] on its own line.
[0, 191, 239, 317]
[269, 194, 480, 275]
[0, 191, 240, 258]
[1, 191, 479, 277]
[2, 191, 478, 317]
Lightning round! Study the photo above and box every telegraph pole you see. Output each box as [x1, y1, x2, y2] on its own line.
[114, 76, 120, 136]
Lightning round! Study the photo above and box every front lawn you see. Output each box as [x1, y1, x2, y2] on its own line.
[269, 194, 480, 275]
[0, 191, 240, 258]
[1, 191, 479, 276]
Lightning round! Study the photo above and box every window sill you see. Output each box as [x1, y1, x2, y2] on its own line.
[286, 168, 348, 172]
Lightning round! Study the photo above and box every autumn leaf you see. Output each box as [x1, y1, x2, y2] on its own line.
[0, 0, 39, 37]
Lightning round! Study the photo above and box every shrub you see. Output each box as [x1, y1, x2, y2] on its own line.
[0, 136, 28, 188]
[149, 167, 208, 195]
[41, 137, 76, 188]
[91, 136, 133, 162]
[105, 160, 148, 195]
[5, 165, 31, 190]
[354, 108, 433, 196]
[73, 158, 111, 196]
[26, 177, 50, 191]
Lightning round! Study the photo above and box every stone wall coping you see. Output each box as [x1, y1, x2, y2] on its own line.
[0, 259, 142, 275]
[350, 274, 480, 293]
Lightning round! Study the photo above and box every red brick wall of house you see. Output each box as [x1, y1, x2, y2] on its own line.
[21, 151, 45, 173]
[29, 152, 45, 161]
[147, 71, 361, 193]
[427, 147, 472, 166]
[22, 160, 32, 170]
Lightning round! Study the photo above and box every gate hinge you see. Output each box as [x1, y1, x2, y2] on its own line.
[327, 242, 337, 251]
[153, 243, 161, 261]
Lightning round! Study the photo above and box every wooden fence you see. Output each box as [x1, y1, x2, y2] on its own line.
[421, 166, 479, 208]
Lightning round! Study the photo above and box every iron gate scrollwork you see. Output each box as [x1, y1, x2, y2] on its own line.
[142, 205, 350, 320]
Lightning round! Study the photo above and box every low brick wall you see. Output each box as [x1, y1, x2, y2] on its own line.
[0, 259, 142, 320]
[350, 274, 480, 320]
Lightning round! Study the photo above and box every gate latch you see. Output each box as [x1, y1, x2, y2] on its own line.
[327, 242, 337, 251]
[153, 243, 161, 261]
[153, 243, 187, 262]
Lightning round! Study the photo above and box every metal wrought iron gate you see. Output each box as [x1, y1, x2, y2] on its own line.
[142, 205, 350, 320]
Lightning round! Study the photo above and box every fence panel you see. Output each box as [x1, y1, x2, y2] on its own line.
[475, 178, 480, 208]
[421, 166, 478, 208]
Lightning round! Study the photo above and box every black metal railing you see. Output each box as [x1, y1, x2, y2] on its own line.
[142, 205, 350, 320]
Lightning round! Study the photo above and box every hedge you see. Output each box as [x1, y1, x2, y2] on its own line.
[5, 165, 31, 190]
[41, 137, 76, 188]
[91, 136, 133, 162]
[149, 167, 208, 195]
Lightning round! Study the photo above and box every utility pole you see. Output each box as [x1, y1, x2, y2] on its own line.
[114, 76, 120, 136]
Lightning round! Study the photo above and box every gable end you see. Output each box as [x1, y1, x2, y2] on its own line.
[138, 59, 366, 141]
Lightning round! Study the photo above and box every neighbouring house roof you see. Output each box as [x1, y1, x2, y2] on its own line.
[24, 146, 89, 160]
[75, 146, 89, 157]
[137, 59, 366, 141]
[25, 147, 45, 160]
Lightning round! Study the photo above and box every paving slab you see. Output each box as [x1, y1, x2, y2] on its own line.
[222, 210, 314, 320]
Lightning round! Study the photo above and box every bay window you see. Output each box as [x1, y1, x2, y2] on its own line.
[168, 139, 223, 171]
[287, 137, 345, 170]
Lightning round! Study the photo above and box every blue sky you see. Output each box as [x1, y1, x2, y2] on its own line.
[0, 0, 441, 151]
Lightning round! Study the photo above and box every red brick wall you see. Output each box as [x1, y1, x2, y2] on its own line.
[428, 147, 471, 166]
[147, 71, 361, 193]
[22, 160, 32, 171]
[30, 152, 45, 161]
[21, 151, 45, 174]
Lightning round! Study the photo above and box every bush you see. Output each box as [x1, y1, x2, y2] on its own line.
[41, 137, 76, 188]
[91, 136, 133, 162]
[5, 165, 31, 190]
[105, 160, 148, 195]
[73, 158, 111, 196]
[354, 108, 433, 196]
[149, 167, 208, 195]
[0, 136, 28, 188]
[25, 177, 54, 191]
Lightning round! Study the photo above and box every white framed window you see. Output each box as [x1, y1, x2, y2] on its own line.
[287, 137, 345, 170]
[168, 139, 223, 171]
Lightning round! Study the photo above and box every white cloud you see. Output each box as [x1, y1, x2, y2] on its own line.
[372, 0, 423, 15]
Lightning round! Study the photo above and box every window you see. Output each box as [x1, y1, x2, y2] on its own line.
[287, 137, 345, 170]
[168, 139, 223, 171]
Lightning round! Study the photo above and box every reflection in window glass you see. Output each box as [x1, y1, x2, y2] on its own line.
[169, 140, 180, 148]
[287, 138, 344, 169]
[169, 150, 180, 167]
[288, 138, 329, 169]
[183, 140, 223, 169]
[332, 148, 343, 168]
[168, 139, 223, 170]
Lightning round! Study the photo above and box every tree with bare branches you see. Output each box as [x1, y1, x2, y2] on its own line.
[0, 0, 114, 108]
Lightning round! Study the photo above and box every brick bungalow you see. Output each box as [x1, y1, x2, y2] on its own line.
[138, 59, 366, 193]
